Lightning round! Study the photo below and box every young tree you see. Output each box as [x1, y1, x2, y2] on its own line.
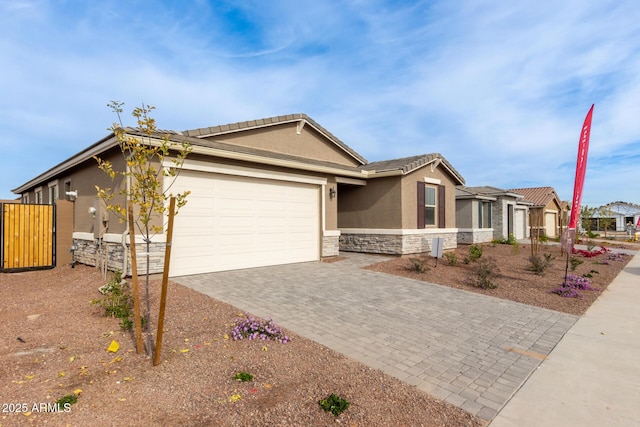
[597, 205, 615, 237]
[95, 101, 192, 355]
[580, 205, 597, 240]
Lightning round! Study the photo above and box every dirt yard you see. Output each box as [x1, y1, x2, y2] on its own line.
[366, 241, 635, 316]
[0, 240, 634, 426]
[1, 265, 483, 427]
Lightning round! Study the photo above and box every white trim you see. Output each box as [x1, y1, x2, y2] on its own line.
[336, 176, 366, 186]
[166, 158, 328, 186]
[323, 230, 341, 237]
[339, 228, 458, 235]
[545, 209, 558, 214]
[321, 184, 327, 234]
[73, 232, 166, 244]
[423, 177, 441, 184]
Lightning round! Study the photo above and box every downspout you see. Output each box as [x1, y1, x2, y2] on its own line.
[121, 169, 131, 276]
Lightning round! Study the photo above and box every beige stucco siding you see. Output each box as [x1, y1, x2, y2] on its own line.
[73, 148, 127, 234]
[337, 176, 402, 228]
[202, 122, 362, 168]
[400, 165, 457, 229]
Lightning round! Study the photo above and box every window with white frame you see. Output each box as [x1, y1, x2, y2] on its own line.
[48, 181, 58, 204]
[424, 185, 437, 226]
[34, 187, 43, 204]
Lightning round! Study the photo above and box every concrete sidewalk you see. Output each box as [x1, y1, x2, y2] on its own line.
[490, 250, 640, 426]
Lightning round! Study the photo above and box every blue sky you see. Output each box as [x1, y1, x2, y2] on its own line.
[1, 0, 639, 207]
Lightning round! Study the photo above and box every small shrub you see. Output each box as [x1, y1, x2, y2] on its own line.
[539, 233, 549, 243]
[569, 256, 584, 271]
[493, 234, 517, 246]
[319, 393, 350, 417]
[443, 251, 457, 266]
[56, 393, 78, 407]
[469, 244, 483, 262]
[407, 256, 430, 273]
[232, 314, 290, 343]
[462, 256, 471, 265]
[529, 253, 555, 276]
[91, 271, 134, 331]
[233, 372, 254, 382]
[583, 269, 599, 279]
[472, 257, 500, 289]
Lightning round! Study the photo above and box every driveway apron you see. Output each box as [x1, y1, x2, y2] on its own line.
[173, 253, 577, 421]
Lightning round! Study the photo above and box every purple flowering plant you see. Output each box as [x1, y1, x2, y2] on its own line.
[231, 313, 290, 344]
[550, 274, 598, 299]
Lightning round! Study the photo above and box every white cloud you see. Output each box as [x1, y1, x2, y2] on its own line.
[1, 0, 640, 207]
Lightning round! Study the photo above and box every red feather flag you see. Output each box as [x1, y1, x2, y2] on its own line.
[561, 104, 594, 253]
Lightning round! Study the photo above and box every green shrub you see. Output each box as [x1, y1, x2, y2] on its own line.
[529, 253, 555, 275]
[472, 257, 499, 289]
[469, 244, 483, 262]
[91, 271, 134, 331]
[319, 393, 350, 417]
[233, 372, 254, 382]
[407, 256, 429, 273]
[443, 251, 457, 266]
[493, 234, 517, 246]
[56, 393, 78, 407]
[569, 256, 584, 271]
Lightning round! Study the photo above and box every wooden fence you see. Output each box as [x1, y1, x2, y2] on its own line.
[1, 203, 55, 271]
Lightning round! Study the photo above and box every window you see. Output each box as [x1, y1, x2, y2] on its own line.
[34, 187, 43, 204]
[48, 181, 58, 204]
[424, 186, 436, 226]
[49, 185, 57, 204]
[479, 201, 492, 228]
[22, 193, 29, 204]
[417, 182, 446, 228]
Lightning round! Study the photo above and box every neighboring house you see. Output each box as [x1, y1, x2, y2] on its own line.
[455, 186, 531, 244]
[507, 187, 564, 238]
[13, 114, 464, 277]
[587, 201, 640, 233]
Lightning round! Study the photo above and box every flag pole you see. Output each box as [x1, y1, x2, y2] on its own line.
[560, 104, 594, 286]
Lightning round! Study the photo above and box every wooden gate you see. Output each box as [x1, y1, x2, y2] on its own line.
[1, 203, 55, 271]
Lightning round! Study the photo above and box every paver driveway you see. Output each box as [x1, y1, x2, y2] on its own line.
[173, 253, 578, 421]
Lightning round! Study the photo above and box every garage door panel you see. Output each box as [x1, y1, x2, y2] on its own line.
[168, 170, 320, 276]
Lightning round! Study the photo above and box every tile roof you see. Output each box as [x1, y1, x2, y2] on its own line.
[507, 186, 561, 208]
[181, 113, 368, 165]
[13, 114, 466, 193]
[455, 187, 497, 200]
[462, 186, 525, 198]
[360, 153, 465, 184]
[122, 127, 364, 173]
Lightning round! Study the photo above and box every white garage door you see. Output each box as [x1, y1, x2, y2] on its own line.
[168, 170, 320, 276]
[514, 209, 526, 240]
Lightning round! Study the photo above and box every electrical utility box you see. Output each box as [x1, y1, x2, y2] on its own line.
[431, 237, 444, 258]
[93, 197, 109, 239]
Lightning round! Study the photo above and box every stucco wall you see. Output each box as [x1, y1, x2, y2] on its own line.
[202, 122, 362, 167]
[337, 176, 402, 228]
[400, 165, 458, 229]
